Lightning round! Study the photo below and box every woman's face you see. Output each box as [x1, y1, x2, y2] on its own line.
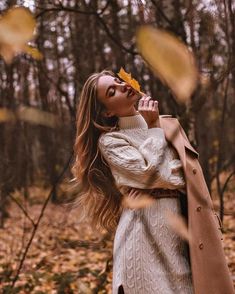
[97, 75, 139, 117]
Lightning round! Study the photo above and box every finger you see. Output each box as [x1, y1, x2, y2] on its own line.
[138, 97, 145, 110]
[128, 188, 139, 197]
[131, 190, 140, 199]
[154, 101, 159, 111]
[149, 100, 154, 109]
[143, 96, 151, 109]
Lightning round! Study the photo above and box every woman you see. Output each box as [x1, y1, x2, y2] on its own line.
[72, 70, 234, 294]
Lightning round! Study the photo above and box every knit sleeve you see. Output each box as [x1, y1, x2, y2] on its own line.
[98, 128, 167, 188]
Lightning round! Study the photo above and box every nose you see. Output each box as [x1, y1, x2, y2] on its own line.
[118, 83, 130, 93]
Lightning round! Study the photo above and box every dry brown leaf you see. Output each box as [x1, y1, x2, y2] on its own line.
[136, 26, 198, 102]
[77, 280, 93, 294]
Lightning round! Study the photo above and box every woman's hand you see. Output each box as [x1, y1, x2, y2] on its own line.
[138, 95, 161, 128]
[122, 188, 155, 209]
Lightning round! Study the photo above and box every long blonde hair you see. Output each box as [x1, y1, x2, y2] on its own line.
[71, 70, 123, 232]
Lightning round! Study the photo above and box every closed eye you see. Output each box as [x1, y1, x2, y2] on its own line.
[106, 78, 123, 98]
[108, 86, 116, 97]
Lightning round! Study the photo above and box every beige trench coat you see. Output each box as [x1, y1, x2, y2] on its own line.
[160, 116, 234, 294]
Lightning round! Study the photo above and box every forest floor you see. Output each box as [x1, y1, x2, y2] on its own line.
[0, 181, 234, 293]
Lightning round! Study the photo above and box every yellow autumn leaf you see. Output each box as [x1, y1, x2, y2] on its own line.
[0, 43, 21, 64]
[0, 106, 58, 128]
[130, 78, 141, 92]
[0, 6, 42, 63]
[24, 45, 43, 60]
[117, 67, 143, 93]
[117, 67, 132, 84]
[0, 108, 16, 122]
[136, 26, 198, 102]
[0, 7, 35, 44]
[17, 106, 58, 127]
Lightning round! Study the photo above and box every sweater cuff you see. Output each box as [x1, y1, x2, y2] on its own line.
[148, 127, 165, 139]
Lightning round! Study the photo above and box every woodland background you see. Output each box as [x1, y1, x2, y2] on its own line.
[0, 0, 234, 293]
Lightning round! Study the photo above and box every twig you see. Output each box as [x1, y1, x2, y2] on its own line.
[36, 0, 110, 18]
[221, 171, 235, 196]
[150, 0, 174, 27]
[10, 152, 74, 288]
[216, 73, 230, 223]
[8, 193, 35, 227]
[35, 2, 137, 56]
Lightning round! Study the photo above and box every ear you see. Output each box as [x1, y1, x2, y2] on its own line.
[102, 110, 115, 118]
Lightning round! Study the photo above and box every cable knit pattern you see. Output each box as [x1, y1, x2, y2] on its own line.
[98, 113, 193, 294]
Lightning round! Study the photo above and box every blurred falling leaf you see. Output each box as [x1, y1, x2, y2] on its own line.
[0, 6, 42, 63]
[136, 26, 198, 102]
[122, 192, 155, 209]
[0, 108, 16, 122]
[165, 210, 192, 242]
[17, 106, 58, 127]
[117, 67, 144, 94]
[0, 106, 58, 128]
[0, 6, 35, 44]
[24, 45, 43, 60]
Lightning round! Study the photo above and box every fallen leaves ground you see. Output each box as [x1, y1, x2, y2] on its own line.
[0, 183, 234, 293]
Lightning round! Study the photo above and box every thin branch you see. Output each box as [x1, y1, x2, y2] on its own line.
[211, 154, 235, 182]
[35, 2, 137, 56]
[10, 152, 74, 288]
[36, 6, 96, 19]
[216, 75, 230, 222]
[38, 63, 76, 119]
[221, 171, 235, 196]
[150, 0, 174, 27]
[8, 193, 35, 227]
[95, 13, 138, 55]
[35, 0, 111, 18]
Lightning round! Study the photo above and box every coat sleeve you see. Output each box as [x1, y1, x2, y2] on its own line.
[98, 128, 168, 188]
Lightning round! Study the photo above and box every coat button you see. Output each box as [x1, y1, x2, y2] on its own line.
[192, 168, 197, 174]
[196, 206, 202, 212]
[199, 243, 203, 249]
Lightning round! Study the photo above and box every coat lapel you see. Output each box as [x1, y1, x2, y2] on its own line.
[160, 117, 199, 169]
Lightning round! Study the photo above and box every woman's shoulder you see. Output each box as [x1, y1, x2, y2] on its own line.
[98, 130, 129, 148]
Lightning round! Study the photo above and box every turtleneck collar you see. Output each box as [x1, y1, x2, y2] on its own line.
[118, 113, 148, 130]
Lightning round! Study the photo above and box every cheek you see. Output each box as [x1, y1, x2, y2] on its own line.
[107, 98, 123, 110]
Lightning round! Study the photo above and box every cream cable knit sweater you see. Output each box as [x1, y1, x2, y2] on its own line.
[98, 113, 186, 192]
[98, 114, 193, 294]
